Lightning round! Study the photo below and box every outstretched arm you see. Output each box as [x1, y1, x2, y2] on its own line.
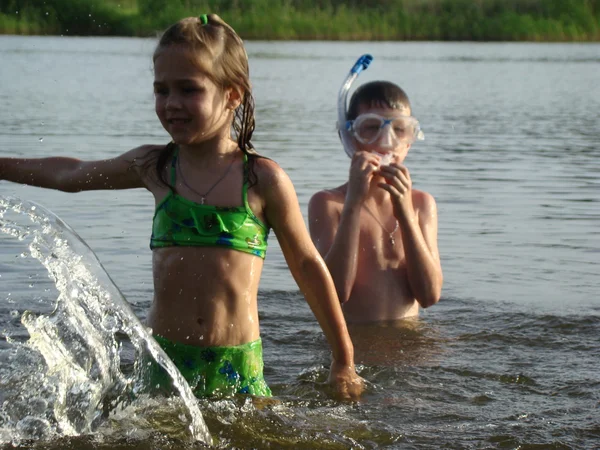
[260, 160, 363, 400]
[0, 145, 156, 192]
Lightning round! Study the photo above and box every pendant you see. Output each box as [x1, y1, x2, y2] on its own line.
[199, 196, 206, 205]
[389, 235, 395, 246]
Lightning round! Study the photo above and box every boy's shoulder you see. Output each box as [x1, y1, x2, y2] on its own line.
[411, 188, 438, 218]
[308, 185, 347, 221]
[309, 184, 347, 206]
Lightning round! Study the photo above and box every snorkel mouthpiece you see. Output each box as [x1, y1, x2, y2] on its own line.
[337, 54, 373, 158]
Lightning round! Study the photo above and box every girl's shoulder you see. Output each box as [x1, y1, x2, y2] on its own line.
[248, 155, 299, 204]
[251, 154, 286, 184]
[124, 143, 172, 189]
[121, 144, 167, 166]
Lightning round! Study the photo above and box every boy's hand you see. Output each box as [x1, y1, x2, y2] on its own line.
[378, 162, 414, 219]
[347, 151, 380, 204]
[328, 360, 365, 401]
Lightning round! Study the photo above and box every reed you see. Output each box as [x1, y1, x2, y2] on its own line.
[1, 0, 598, 41]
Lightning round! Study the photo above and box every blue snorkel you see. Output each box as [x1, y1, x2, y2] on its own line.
[337, 54, 373, 158]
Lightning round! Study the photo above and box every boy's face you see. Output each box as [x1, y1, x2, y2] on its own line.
[353, 103, 413, 164]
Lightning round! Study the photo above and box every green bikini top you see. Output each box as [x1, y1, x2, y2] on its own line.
[150, 148, 270, 259]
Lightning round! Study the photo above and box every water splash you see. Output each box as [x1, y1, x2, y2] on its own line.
[0, 197, 212, 445]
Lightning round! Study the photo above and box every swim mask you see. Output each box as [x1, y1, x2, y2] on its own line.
[337, 55, 425, 157]
[346, 113, 424, 147]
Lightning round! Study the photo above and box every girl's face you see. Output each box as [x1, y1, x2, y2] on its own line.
[153, 47, 236, 146]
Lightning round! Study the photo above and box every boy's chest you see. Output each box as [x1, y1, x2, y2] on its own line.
[358, 224, 406, 269]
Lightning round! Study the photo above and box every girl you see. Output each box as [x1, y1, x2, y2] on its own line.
[0, 14, 362, 399]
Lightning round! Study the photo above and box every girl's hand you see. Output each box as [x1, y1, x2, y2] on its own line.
[347, 151, 380, 204]
[328, 360, 365, 401]
[377, 162, 414, 219]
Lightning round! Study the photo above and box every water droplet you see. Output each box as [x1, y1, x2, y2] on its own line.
[39, 137, 43, 142]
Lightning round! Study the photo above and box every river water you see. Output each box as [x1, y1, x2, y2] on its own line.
[0, 36, 599, 449]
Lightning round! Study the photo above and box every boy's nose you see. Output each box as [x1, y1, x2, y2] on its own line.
[377, 124, 395, 148]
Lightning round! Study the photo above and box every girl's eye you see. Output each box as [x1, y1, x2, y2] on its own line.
[154, 88, 168, 96]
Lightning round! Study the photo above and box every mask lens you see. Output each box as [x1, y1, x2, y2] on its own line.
[353, 116, 383, 144]
[390, 117, 416, 141]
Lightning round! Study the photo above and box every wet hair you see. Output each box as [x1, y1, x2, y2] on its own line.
[347, 81, 412, 120]
[150, 14, 260, 187]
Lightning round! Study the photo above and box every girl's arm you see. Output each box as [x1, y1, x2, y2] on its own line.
[0, 145, 156, 192]
[259, 159, 363, 399]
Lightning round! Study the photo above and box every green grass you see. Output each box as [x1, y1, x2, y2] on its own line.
[1, 0, 599, 40]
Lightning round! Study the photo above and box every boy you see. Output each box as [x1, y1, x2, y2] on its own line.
[308, 81, 443, 323]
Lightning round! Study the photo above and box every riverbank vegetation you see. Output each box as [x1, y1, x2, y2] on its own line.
[1, 0, 598, 41]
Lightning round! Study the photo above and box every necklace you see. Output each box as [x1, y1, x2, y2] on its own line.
[177, 152, 236, 205]
[362, 203, 400, 246]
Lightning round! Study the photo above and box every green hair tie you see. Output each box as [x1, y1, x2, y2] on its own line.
[199, 14, 208, 25]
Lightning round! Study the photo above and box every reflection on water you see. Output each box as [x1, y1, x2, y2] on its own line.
[348, 318, 444, 368]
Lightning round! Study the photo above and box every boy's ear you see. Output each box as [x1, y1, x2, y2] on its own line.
[226, 87, 243, 110]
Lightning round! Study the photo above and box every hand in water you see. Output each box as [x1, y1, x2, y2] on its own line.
[378, 162, 414, 219]
[328, 360, 365, 401]
[347, 151, 381, 204]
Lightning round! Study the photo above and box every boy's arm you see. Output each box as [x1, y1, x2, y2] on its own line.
[308, 192, 362, 303]
[260, 160, 363, 400]
[309, 151, 381, 303]
[399, 191, 443, 307]
[0, 145, 155, 192]
[379, 164, 443, 307]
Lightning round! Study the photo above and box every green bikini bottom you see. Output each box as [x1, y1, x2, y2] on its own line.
[148, 335, 272, 398]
